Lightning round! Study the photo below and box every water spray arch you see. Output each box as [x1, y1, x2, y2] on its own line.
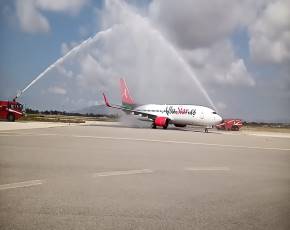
[17, 0, 217, 111]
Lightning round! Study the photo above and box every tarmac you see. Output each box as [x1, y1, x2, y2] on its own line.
[0, 121, 289, 230]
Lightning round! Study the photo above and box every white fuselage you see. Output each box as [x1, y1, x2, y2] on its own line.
[134, 104, 222, 127]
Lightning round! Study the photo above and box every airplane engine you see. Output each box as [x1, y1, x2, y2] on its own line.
[153, 117, 169, 129]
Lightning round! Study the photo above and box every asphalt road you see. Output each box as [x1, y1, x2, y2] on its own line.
[0, 124, 289, 230]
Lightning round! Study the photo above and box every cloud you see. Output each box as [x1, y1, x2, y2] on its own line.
[76, 54, 115, 93]
[147, 0, 257, 89]
[225, 59, 255, 86]
[35, 0, 89, 14]
[15, 0, 89, 33]
[47, 86, 67, 95]
[61, 41, 81, 55]
[216, 101, 227, 110]
[183, 40, 255, 87]
[149, 0, 258, 49]
[249, 0, 290, 64]
[16, 0, 50, 33]
[56, 65, 74, 78]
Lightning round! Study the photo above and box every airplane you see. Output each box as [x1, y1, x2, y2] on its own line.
[103, 79, 222, 132]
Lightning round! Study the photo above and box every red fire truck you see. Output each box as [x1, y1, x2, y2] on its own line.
[0, 100, 24, 121]
[216, 119, 243, 131]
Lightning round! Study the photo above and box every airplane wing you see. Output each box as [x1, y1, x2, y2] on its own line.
[103, 93, 157, 120]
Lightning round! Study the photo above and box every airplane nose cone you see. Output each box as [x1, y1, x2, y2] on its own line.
[215, 114, 222, 124]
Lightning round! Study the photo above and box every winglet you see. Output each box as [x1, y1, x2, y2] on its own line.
[102, 93, 111, 107]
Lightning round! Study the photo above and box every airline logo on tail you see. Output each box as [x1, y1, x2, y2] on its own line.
[120, 78, 134, 106]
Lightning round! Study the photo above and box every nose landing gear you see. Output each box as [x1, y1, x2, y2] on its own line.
[204, 126, 213, 133]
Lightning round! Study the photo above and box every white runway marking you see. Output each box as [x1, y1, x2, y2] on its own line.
[248, 133, 290, 139]
[93, 169, 153, 177]
[185, 167, 230, 171]
[0, 180, 44, 191]
[1, 132, 290, 152]
[70, 135, 290, 152]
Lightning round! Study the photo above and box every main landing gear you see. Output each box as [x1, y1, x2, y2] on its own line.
[204, 126, 213, 133]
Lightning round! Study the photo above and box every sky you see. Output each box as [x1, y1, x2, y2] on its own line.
[0, 0, 289, 122]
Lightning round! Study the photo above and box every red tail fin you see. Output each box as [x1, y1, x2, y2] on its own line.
[120, 78, 134, 105]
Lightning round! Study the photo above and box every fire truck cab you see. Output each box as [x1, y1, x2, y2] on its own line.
[216, 119, 243, 131]
[0, 100, 24, 121]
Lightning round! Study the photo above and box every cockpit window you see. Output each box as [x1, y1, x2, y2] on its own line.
[213, 112, 217, 114]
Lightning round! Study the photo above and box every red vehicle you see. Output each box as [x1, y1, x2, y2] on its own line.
[0, 100, 24, 121]
[216, 119, 243, 131]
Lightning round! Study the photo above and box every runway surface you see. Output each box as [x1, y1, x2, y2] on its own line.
[0, 123, 289, 229]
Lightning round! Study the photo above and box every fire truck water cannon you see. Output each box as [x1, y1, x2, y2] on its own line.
[13, 90, 23, 101]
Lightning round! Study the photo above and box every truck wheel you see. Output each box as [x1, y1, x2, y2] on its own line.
[7, 113, 15, 122]
[232, 126, 239, 131]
